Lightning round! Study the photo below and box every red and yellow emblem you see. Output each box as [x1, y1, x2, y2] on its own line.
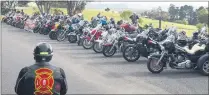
[34, 68, 54, 95]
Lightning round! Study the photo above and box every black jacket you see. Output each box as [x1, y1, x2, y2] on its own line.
[15, 62, 67, 95]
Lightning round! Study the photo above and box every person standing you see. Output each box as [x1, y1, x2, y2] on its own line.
[129, 12, 139, 26]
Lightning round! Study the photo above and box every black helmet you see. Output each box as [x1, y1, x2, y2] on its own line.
[33, 42, 53, 62]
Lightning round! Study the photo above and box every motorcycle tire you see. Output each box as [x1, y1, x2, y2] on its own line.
[43, 28, 50, 35]
[68, 35, 77, 43]
[39, 27, 44, 34]
[57, 31, 66, 41]
[77, 38, 83, 46]
[147, 57, 164, 73]
[93, 42, 103, 53]
[122, 45, 140, 62]
[49, 31, 57, 40]
[102, 46, 117, 57]
[33, 27, 40, 33]
[82, 39, 93, 49]
[197, 54, 209, 76]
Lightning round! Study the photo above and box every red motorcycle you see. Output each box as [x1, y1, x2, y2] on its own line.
[82, 24, 103, 49]
[24, 18, 36, 32]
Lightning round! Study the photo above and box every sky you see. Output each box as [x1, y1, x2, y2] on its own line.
[86, 2, 208, 11]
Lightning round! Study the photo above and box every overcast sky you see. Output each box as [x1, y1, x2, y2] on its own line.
[86, 2, 208, 11]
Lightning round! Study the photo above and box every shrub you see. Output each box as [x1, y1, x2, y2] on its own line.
[33, 11, 40, 15]
[175, 20, 188, 25]
[196, 23, 204, 30]
[138, 18, 143, 24]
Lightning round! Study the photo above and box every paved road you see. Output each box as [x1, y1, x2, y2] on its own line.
[1, 23, 208, 94]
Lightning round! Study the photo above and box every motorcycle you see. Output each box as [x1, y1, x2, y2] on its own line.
[122, 27, 164, 62]
[92, 24, 116, 53]
[82, 23, 103, 49]
[56, 24, 71, 41]
[41, 20, 54, 35]
[49, 22, 60, 40]
[24, 17, 36, 32]
[147, 33, 209, 76]
[68, 20, 88, 43]
[102, 29, 135, 57]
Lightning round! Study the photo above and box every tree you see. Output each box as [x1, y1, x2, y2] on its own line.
[168, 4, 176, 21]
[1, 0, 18, 15]
[196, 7, 208, 24]
[168, 4, 180, 21]
[161, 11, 169, 21]
[17, 1, 30, 7]
[35, 1, 52, 15]
[138, 18, 143, 24]
[105, 8, 110, 12]
[120, 10, 132, 20]
[179, 6, 186, 20]
[66, 0, 87, 16]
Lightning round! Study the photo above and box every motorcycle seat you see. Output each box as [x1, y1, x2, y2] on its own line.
[183, 43, 206, 55]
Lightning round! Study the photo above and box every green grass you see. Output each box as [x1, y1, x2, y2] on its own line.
[5, 7, 199, 37]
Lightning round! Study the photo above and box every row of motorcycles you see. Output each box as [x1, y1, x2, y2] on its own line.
[2, 13, 209, 76]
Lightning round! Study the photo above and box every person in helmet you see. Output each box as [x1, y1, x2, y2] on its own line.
[15, 42, 67, 95]
[129, 12, 139, 26]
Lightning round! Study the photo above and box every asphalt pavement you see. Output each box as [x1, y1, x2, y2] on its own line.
[1, 23, 208, 94]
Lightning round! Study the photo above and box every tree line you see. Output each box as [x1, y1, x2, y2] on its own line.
[1, 0, 87, 16]
[141, 4, 208, 26]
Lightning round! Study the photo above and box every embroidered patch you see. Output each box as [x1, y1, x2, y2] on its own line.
[34, 68, 54, 95]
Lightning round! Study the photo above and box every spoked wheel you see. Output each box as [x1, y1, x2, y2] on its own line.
[147, 57, 164, 73]
[82, 39, 93, 49]
[123, 45, 140, 62]
[102, 46, 117, 57]
[57, 31, 66, 41]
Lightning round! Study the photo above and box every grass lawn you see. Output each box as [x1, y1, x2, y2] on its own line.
[4, 7, 199, 37]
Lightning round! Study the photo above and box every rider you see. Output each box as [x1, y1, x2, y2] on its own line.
[15, 42, 68, 95]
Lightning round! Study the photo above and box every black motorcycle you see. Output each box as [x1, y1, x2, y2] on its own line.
[122, 28, 163, 62]
[147, 36, 208, 76]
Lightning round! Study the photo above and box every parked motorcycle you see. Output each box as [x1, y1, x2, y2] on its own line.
[147, 32, 208, 76]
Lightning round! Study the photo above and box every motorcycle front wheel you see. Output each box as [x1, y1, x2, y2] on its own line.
[68, 35, 77, 43]
[123, 45, 140, 62]
[82, 39, 93, 49]
[102, 46, 117, 57]
[93, 42, 103, 53]
[57, 31, 66, 41]
[147, 57, 164, 73]
[49, 31, 57, 40]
